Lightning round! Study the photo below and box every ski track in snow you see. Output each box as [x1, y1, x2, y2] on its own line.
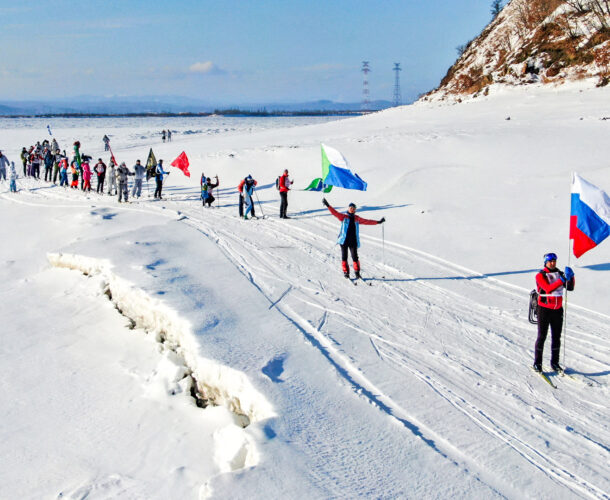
[5, 181, 610, 499]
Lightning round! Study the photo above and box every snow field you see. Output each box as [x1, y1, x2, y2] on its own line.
[48, 251, 274, 426]
[1, 84, 609, 498]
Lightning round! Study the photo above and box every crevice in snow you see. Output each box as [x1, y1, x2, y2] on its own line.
[47, 252, 276, 432]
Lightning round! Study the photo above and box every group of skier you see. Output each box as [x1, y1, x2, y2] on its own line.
[6, 138, 171, 203]
[2, 134, 579, 377]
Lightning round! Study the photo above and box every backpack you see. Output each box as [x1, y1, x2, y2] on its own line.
[276, 176, 280, 190]
[528, 289, 538, 324]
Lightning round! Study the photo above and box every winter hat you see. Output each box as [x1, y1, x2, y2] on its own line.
[247, 174, 252, 180]
[544, 252, 558, 263]
[348, 202, 357, 209]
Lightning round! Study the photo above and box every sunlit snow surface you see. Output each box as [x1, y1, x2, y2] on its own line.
[1, 85, 609, 499]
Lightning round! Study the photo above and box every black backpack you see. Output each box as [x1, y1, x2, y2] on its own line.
[275, 176, 280, 190]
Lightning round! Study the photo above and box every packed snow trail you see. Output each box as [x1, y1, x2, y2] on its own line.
[6, 180, 610, 499]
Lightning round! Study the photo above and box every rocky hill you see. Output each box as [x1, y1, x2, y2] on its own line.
[422, 0, 610, 102]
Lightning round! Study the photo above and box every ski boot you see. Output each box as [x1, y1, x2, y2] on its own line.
[550, 363, 563, 372]
[355, 271, 361, 279]
[533, 363, 542, 373]
[344, 272, 350, 279]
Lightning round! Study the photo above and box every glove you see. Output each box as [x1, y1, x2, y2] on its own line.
[322, 198, 329, 207]
[564, 266, 574, 281]
[378, 217, 385, 224]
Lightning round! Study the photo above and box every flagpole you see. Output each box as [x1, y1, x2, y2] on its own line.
[564, 172, 574, 368]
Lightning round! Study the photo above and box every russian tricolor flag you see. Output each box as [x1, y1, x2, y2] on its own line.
[570, 173, 610, 258]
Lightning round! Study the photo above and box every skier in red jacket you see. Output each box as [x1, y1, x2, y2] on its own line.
[533, 252, 575, 373]
[278, 169, 292, 219]
[323, 198, 384, 279]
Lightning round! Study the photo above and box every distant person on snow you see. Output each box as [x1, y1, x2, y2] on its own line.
[154, 159, 169, 199]
[43, 149, 54, 182]
[322, 198, 385, 279]
[116, 162, 133, 203]
[131, 159, 146, 198]
[107, 160, 117, 195]
[82, 159, 93, 192]
[167, 130, 172, 142]
[242, 175, 257, 219]
[94, 158, 106, 193]
[533, 253, 575, 373]
[202, 176, 219, 207]
[70, 162, 79, 188]
[20, 147, 28, 176]
[278, 168, 292, 219]
[103, 135, 110, 151]
[161, 130, 166, 143]
[59, 156, 69, 187]
[238, 175, 257, 218]
[9, 161, 17, 192]
[52, 150, 61, 184]
[0, 150, 9, 181]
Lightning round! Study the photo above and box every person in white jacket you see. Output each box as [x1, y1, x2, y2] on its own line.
[131, 159, 146, 198]
[9, 161, 17, 192]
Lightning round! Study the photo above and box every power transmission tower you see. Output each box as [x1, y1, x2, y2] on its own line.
[393, 63, 402, 107]
[361, 61, 371, 111]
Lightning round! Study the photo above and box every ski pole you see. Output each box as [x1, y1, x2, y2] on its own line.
[254, 189, 265, 217]
[382, 224, 385, 268]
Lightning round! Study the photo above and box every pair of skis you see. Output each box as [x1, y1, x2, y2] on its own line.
[345, 274, 372, 286]
[534, 367, 590, 389]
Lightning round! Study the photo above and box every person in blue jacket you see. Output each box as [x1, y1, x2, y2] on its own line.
[154, 159, 169, 199]
[322, 198, 385, 278]
[243, 175, 257, 219]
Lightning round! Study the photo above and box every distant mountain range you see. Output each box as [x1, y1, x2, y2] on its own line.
[0, 96, 394, 116]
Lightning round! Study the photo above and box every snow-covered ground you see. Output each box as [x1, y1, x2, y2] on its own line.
[1, 84, 609, 499]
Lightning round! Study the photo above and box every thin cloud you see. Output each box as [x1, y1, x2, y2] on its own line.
[189, 61, 225, 75]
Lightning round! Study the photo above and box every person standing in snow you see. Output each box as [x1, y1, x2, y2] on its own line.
[94, 158, 106, 194]
[52, 150, 61, 184]
[0, 150, 10, 181]
[20, 147, 28, 177]
[161, 130, 166, 143]
[31, 152, 41, 179]
[278, 168, 292, 219]
[238, 175, 257, 217]
[107, 159, 117, 195]
[82, 159, 92, 192]
[116, 162, 133, 203]
[9, 161, 17, 192]
[43, 148, 54, 182]
[203, 176, 219, 207]
[167, 130, 172, 142]
[154, 159, 169, 199]
[242, 175, 257, 219]
[103, 135, 110, 151]
[322, 198, 385, 279]
[533, 253, 575, 373]
[59, 156, 69, 187]
[131, 159, 146, 198]
[70, 161, 79, 188]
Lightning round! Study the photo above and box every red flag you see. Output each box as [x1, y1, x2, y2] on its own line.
[171, 151, 190, 177]
[108, 144, 118, 166]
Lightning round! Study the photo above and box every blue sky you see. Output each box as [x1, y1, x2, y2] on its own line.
[0, 0, 491, 104]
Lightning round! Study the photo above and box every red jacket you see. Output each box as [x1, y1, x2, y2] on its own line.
[536, 267, 574, 310]
[326, 205, 378, 225]
[279, 173, 291, 193]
